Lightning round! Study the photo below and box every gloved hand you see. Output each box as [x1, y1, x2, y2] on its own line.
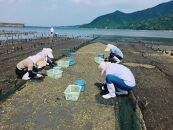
[36, 74, 43, 78]
[52, 61, 57, 66]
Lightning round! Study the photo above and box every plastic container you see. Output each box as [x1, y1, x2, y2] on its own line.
[53, 66, 61, 70]
[74, 80, 86, 92]
[50, 72, 62, 79]
[54, 70, 63, 79]
[47, 69, 63, 79]
[47, 69, 54, 76]
[64, 52, 76, 57]
[68, 58, 75, 66]
[98, 53, 104, 59]
[64, 85, 81, 101]
[94, 57, 104, 64]
[56, 60, 69, 68]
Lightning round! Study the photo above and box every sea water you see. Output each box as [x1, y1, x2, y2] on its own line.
[0, 26, 173, 40]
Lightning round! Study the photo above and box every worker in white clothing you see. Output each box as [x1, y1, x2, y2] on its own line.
[98, 62, 136, 99]
[105, 44, 123, 63]
[15, 48, 54, 80]
[50, 27, 54, 34]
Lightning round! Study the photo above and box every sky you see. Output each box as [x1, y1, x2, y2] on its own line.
[0, 0, 171, 26]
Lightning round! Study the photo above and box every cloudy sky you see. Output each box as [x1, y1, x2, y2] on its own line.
[0, 0, 171, 26]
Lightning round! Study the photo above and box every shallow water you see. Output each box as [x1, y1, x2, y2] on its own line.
[1, 26, 173, 40]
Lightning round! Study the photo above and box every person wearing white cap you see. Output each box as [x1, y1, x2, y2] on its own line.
[105, 44, 123, 63]
[15, 48, 54, 80]
[98, 62, 136, 99]
[15, 57, 45, 80]
[42, 48, 54, 62]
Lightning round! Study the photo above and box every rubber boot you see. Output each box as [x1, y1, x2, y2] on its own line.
[102, 83, 116, 99]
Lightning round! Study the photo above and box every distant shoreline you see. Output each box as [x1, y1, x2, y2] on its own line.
[0, 22, 25, 27]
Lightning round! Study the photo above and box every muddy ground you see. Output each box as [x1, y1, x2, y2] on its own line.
[0, 37, 88, 91]
[0, 43, 119, 130]
[0, 39, 173, 130]
[113, 42, 173, 130]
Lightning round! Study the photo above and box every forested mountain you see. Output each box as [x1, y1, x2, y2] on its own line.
[81, 0, 173, 30]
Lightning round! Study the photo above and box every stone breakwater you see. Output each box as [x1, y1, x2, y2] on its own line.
[0, 22, 24, 27]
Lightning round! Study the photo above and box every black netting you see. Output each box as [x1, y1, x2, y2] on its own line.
[117, 93, 146, 130]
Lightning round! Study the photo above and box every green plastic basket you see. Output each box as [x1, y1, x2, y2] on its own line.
[56, 60, 69, 68]
[53, 66, 62, 70]
[47, 69, 54, 76]
[54, 71, 63, 79]
[64, 85, 81, 101]
[47, 69, 63, 79]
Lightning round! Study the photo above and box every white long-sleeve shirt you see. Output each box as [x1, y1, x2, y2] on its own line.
[106, 63, 136, 87]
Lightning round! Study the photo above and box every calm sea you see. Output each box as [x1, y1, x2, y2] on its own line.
[0, 26, 173, 40]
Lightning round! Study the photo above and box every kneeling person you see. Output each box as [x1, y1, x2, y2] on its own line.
[16, 58, 44, 80]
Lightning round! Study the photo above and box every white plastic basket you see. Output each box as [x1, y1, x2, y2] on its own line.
[47, 69, 54, 76]
[53, 66, 62, 70]
[56, 60, 69, 68]
[54, 70, 63, 79]
[47, 69, 63, 79]
[64, 85, 81, 101]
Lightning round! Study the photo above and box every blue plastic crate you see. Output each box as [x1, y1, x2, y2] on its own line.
[68, 58, 75, 66]
[94, 57, 104, 64]
[64, 52, 76, 57]
[98, 53, 104, 59]
[74, 79, 86, 92]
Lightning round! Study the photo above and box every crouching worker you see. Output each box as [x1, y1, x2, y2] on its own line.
[104, 44, 123, 63]
[98, 62, 136, 99]
[36, 48, 56, 67]
[15, 57, 46, 80]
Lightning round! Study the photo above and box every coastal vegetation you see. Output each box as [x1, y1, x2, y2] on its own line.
[81, 0, 173, 30]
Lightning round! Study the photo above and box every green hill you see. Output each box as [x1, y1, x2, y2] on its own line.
[81, 0, 173, 30]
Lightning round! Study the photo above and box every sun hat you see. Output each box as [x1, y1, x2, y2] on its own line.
[47, 52, 54, 59]
[111, 46, 123, 59]
[42, 48, 54, 59]
[104, 44, 115, 52]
